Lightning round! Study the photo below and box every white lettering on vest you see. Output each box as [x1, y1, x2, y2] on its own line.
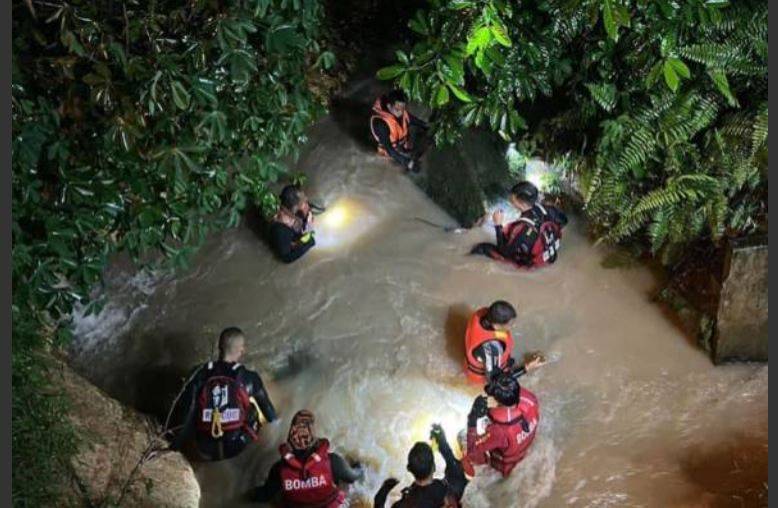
[284, 474, 328, 491]
[516, 418, 538, 444]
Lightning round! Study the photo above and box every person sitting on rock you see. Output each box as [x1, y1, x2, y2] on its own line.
[270, 184, 316, 263]
[471, 181, 568, 269]
[370, 89, 429, 173]
[374, 424, 467, 508]
[170, 327, 277, 461]
[253, 409, 364, 507]
[462, 370, 540, 479]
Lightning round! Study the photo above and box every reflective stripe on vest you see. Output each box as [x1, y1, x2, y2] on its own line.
[464, 308, 514, 376]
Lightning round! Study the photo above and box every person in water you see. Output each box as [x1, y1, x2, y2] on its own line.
[253, 409, 364, 507]
[464, 300, 518, 384]
[171, 327, 277, 461]
[270, 184, 316, 263]
[462, 369, 540, 478]
[374, 424, 467, 508]
[471, 181, 568, 268]
[370, 89, 429, 173]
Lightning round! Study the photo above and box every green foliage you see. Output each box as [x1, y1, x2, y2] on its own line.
[379, 0, 767, 262]
[12, 0, 337, 504]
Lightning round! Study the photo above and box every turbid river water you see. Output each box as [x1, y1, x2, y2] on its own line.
[70, 78, 768, 507]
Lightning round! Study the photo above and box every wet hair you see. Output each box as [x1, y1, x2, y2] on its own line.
[511, 181, 538, 205]
[407, 442, 435, 480]
[279, 184, 303, 210]
[383, 89, 407, 108]
[486, 301, 517, 325]
[218, 327, 245, 359]
[485, 371, 521, 406]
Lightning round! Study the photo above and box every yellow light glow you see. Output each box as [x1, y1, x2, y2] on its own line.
[321, 203, 350, 229]
[410, 410, 467, 458]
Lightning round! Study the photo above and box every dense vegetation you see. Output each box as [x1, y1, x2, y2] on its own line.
[12, 0, 339, 504]
[378, 0, 768, 263]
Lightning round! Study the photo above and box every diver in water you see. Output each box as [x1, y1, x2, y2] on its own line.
[462, 369, 540, 478]
[170, 327, 277, 461]
[374, 424, 467, 508]
[370, 89, 429, 173]
[270, 184, 316, 263]
[253, 410, 364, 507]
[470, 181, 568, 269]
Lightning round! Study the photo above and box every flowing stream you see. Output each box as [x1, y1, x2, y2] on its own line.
[70, 78, 768, 507]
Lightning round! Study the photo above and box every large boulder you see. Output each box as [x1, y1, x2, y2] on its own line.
[53, 358, 200, 507]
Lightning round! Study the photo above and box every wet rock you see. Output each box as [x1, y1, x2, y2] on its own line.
[713, 236, 768, 363]
[419, 129, 512, 227]
[53, 357, 200, 507]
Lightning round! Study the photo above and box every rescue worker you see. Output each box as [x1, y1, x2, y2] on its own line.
[171, 327, 277, 461]
[270, 184, 316, 263]
[462, 370, 540, 478]
[370, 89, 429, 173]
[374, 424, 467, 508]
[253, 409, 364, 507]
[470, 181, 568, 269]
[464, 301, 517, 384]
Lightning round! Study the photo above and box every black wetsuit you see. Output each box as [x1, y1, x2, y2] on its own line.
[171, 361, 277, 461]
[374, 436, 467, 508]
[372, 113, 429, 169]
[471, 204, 568, 266]
[269, 214, 315, 263]
[253, 448, 364, 502]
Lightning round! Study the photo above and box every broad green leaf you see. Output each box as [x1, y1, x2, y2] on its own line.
[170, 80, 191, 110]
[602, 0, 617, 41]
[466, 26, 493, 56]
[663, 60, 679, 91]
[668, 57, 690, 79]
[448, 83, 473, 103]
[376, 65, 405, 80]
[709, 69, 738, 106]
[490, 23, 512, 47]
[435, 84, 450, 106]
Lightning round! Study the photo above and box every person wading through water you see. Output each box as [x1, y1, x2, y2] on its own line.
[253, 409, 365, 507]
[471, 181, 568, 269]
[270, 184, 316, 263]
[170, 327, 277, 461]
[374, 424, 468, 508]
[464, 300, 545, 384]
[370, 89, 429, 173]
[462, 369, 540, 479]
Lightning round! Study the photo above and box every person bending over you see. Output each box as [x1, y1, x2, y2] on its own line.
[374, 424, 467, 508]
[464, 301, 518, 384]
[171, 327, 277, 461]
[370, 89, 429, 173]
[471, 181, 568, 269]
[462, 371, 540, 478]
[253, 409, 364, 507]
[270, 185, 316, 263]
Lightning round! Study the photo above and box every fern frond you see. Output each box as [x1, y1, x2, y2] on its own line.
[585, 83, 617, 112]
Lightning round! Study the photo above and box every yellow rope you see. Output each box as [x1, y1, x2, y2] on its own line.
[211, 409, 224, 438]
[249, 396, 265, 427]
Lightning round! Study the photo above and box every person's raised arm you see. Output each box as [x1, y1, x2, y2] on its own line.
[430, 424, 467, 500]
[373, 478, 399, 508]
[330, 452, 364, 484]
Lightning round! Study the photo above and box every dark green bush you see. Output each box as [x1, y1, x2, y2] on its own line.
[12, 0, 338, 504]
[379, 0, 767, 263]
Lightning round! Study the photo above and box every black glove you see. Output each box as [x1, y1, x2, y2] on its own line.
[520, 416, 530, 433]
[430, 423, 446, 445]
[468, 395, 488, 427]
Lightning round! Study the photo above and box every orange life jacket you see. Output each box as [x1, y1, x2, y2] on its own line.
[464, 308, 514, 384]
[370, 97, 410, 157]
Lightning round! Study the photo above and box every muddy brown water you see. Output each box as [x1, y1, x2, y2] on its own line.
[70, 80, 767, 507]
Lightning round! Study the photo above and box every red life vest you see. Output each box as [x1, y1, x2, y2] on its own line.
[464, 308, 515, 383]
[502, 204, 562, 268]
[486, 388, 540, 477]
[279, 439, 346, 508]
[370, 97, 410, 157]
[195, 362, 258, 441]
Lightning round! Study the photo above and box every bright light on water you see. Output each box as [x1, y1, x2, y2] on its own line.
[313, 197, 376, 249]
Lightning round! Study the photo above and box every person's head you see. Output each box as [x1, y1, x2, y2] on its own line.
[383, 90, 407, 118]
[485, 371, 521, 407]
[279, 185, 308, 214]
[287, 409, 317, 451]
[509, 181, 538, 212]
[218, 327, 246, 362]
[407, 442, 435, 482]
[485, 300, 517, 330]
